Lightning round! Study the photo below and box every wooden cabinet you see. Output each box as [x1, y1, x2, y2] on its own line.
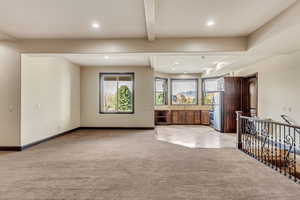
[201, 110, 210, 125]
[171, 110, 187, 125]
[178, 111, 186, 124]
[194, 111, 201, 124]
[171, 110, 180, 124]
[156, 110, 208, 125]
[155, 77, 243, 131]
[186, 111, 195, 125]
[172, 110, 185, 124]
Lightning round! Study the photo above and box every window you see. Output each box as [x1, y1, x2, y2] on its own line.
[155, 78, 168, 105]
[171, 79, 198, 105]
[202, 78, 222, 105]
[100, 73, 134, 113]
[202, 93, 216, 105]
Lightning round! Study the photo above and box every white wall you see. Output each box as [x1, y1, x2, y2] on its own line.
[233, 51, 300, 124]
[0, 41, 21, 146]
[81, 66, 154, 128]
[21, 56, 80, 146]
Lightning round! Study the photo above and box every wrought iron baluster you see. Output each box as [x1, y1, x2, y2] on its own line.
[261, 122, 269, 165]
[246, 119, 249, 154]
[262, 122, 264, 161]
[279, 124, 282, 173]
[241, 118, 243, 151]
[298, 128, 300, 150]
[259, 121, 261, 161]
[293, 128, 297, 182]
[284, 125, 286, 176]
[271, 123, 274, 168]
[255, 120, 258, 158]
[267, 123, 270, 166]
[274, 124, 278, 171]
[244, 118, 247, 152]
[250, 120, 252, 155]
[288, 127, 292, 178]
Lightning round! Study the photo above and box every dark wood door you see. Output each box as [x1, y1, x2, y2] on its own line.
[224, 77, 242, 133]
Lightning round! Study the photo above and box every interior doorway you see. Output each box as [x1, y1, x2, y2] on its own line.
[242, 74, 258, 117]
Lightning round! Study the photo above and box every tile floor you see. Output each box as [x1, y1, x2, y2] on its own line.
[155, 125, 236, 148]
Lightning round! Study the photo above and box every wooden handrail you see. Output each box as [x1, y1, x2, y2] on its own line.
[240, 116, 300, 130]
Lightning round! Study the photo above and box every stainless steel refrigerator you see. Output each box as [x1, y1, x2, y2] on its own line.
[212, 92, 224, 132]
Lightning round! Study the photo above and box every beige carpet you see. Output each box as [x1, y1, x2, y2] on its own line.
[0, 128, 299, 200]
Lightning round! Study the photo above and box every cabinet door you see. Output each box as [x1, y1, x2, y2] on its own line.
[194, 111, 201, 124]
[186, 111, 195, 124]
[172, 111, 179, 124]
[201, 110, 210, 125]
[178, 111, 186, 124]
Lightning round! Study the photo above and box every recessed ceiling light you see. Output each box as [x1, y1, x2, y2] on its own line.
[206, 20, 215, 27]
[92, 22, 100, 29]
[216, 62, 229, 70]
[206, 68, 213, 74]
[216, 63, 223, 70]
[104, 55, 109, 59]
[174, 62, 179, 65]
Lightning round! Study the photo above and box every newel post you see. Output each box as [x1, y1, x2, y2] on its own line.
[236, 111, 243, 149]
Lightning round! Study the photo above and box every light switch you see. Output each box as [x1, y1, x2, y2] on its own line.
[8, 105, 13, 112]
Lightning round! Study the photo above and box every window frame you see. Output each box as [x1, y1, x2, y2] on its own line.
[170, 78, 199, 105]
[99, 72, 135, 114]
[201, 77, 221, 105]
[154, 77, 168, 106]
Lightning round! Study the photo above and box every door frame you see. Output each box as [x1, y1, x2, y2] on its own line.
[242, 73, 258, 116]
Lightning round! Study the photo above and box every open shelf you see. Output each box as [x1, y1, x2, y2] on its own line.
[155, 110, 170, 125]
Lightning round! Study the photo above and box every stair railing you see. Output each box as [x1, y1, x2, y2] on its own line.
[236, 111, 299, 183]
[281, 115, 300, 150]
